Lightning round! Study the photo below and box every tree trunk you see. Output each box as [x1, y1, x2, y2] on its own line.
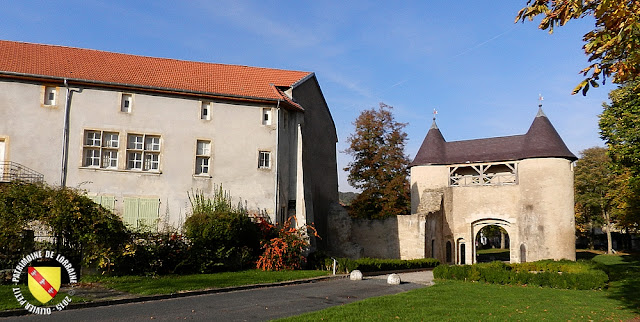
[500, 230, 505, 249]
[603, 208, 613, 254]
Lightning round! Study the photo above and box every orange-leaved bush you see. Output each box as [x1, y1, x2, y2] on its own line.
[256, 218, 319, 271]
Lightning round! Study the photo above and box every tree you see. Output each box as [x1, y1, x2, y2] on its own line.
[599, 80, 640, 233]
[516, 0, 640, 95]
[574, 146, 614, 252]
[343, 103, 411, 219]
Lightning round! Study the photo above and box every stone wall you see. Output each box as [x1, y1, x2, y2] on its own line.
[327, 202, 427, 260]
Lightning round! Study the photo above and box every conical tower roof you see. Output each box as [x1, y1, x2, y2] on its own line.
[410, 108, 577, 167]
[410, 120, 446, 166]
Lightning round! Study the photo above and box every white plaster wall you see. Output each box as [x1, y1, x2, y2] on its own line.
[0, 81, 65, 182]
[2, 80, 284, 226]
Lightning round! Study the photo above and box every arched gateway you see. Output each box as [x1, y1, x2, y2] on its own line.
[410, 107, 577, 264]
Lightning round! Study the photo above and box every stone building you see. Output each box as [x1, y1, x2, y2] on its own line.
[410, 108, 577, 263]
[0, 40, 338, 240]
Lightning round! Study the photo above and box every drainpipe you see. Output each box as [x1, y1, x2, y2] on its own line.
[274, 99, 281, 223]
[60, 79, 72, 187]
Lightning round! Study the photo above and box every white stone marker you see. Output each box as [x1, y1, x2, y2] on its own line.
[387, 273, 401, 285]
[350, 270, 363, 280]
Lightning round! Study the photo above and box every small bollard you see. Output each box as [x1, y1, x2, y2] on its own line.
[350, 270, 363, 281]
[387, 273, 401, 285]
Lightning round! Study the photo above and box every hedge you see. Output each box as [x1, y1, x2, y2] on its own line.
[323, 257, 440, 273]
[433, 260, 608, 290]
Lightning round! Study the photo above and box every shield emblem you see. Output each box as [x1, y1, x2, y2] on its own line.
[27, 267, 61, 304]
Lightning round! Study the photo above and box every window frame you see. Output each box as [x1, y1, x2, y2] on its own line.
[195, 140, 211, 175]
[120, 93, 133, 113]
[200, 101, 211, 120]
[126, 133, 161, 171]
[43, 86, 57, 106]
[82, 130, 119, 169]
[262, 108, 272, 126]
[258, 151, 271, 169]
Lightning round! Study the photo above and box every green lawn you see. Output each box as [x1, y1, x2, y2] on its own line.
[0, 284, 86, 311]
[80, 269, 330, 295]
[278, 254, 640, 321]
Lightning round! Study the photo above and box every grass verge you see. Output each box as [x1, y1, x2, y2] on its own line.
[80, 269, 330, 295]
[278, 253, 640, 321]
[0, 285, 87, 311]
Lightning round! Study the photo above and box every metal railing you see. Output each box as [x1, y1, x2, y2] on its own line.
[0, 161, 44, 184]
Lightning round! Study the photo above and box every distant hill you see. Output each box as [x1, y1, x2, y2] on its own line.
[339, 191, 359, 206]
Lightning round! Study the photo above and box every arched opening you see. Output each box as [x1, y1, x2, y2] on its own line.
[520, 244, 526, 263]
[445, 241, 452, 263]
[475, 225, 510, 262]
[459, 243, 466, 265]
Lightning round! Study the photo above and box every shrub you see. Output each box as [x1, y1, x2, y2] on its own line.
[433, 260, 608, 290]
[183, 187, 260, 272]
[0, 182, 128, 271]
[256, 218, 319, 271]
[324, 257, 440, 274]
[110, 231, 193, 276]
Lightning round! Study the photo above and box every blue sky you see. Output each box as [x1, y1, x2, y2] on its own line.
[1, 1, 614, 192]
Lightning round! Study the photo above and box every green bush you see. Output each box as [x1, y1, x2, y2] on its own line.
[183, 187, 260, 273]
[323, 257, 440, 273]
[433, 260, 608, 290]
[0, 182, 128, 272]
[110, 232, 193, 276]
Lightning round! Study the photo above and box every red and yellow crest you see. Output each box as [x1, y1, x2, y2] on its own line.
[27, 267, 61, 304]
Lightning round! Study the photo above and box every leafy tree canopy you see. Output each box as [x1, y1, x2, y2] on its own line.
[599, 80, 640, 231]
[599, 80, 640, 174]
[344, 103, 410, 219]
[516, 0, 640, 95]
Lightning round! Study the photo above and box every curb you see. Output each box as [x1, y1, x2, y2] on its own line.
[1, 274, 348, 318]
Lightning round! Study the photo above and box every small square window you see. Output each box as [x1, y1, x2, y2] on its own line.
[85, 131, 101, 146]
[145, 136, 161, 151]
[201, 102, 211, 120]
[121, 94, 133, 113]
[128, 134, 144, 150]
[128, 152, 143, 170]
[262, 108, 272, 125]
[258, 151, 271, 168]
[44, 86, 57, 105]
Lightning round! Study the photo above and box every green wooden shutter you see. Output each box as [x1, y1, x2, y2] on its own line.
[100, 196, 116, 212]
[123, 198, 139, 229]
[138, 198, 160, 230]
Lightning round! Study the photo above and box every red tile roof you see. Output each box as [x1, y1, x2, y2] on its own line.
[0, 40, 311, 108]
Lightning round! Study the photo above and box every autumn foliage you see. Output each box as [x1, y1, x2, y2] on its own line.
[256, 218, 319, 271]
[344, 103, 411, 219]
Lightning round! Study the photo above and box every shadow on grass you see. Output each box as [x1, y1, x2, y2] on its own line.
[601, 254, 640, 315]
[576, 250, 601, 260]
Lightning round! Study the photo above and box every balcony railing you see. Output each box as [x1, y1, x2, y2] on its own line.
[0, 161, 44, 184]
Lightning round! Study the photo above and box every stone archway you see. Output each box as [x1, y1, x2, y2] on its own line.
[471, 218, 514, 264]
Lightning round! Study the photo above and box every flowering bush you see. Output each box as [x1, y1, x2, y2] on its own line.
[256, 218, 319, 271]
